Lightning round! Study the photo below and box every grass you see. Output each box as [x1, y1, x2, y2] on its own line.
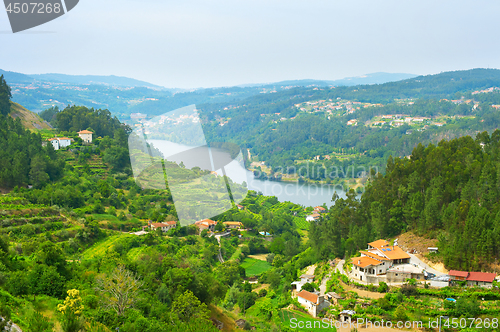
[280, 310, 335, 332]
[240, 258, 272, 276]
[81, 234, 133, 260]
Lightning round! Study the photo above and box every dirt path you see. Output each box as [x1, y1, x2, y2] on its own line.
[415, 254, 449, 274]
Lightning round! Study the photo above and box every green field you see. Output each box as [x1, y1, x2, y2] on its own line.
[280, 310, 336, 332]
[240, 258, 272, 276]
[81, 234, 134, 259]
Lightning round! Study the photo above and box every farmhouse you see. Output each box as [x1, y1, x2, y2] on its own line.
[195, 219, 217, 232]
[351, 239, 411, 282]
[78, 129, 93, 143]
[48, 137, 72, 150]
[448, 270, 496, 288]
[386, 264, 424, 283]
[306, 213, 320, 222]
[223, 221, 243, 229]
[150, 221, 177, 232]
[313, 206, 326, 214]
[296, 290, 329, 317]
[291, 274, 315, 292]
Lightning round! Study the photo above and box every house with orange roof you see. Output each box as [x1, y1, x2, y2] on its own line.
[448, 270, 496, 288]
[78, 129, 93, 143]
[195, 219, 217, 232]
[223, 221, 243, 229]
[296, 290, 329, 317]
[150, 221, 177, 232]
[351, 239, 411, 282]
[48, 137, 73, 150]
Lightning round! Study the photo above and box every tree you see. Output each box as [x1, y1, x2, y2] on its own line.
[57, 289, 85, 332]
[300, 283, 315, 292]
[171, 290, 210, 323]
[0, 75, 11, 116]
[29, 155, 50, 188]
[95, 265, 143, 316]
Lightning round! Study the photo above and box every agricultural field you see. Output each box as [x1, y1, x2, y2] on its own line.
[241, 258, 272, 276]
[0, 195, 66, 237]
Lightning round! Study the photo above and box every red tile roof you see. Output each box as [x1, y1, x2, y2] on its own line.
[78, 130, 93, 134]
[352, 256, 383, 268]
[449, 270, 469, 278]
[368, 239, 389, 248]
[297, 290, 318, 304]
[466, 272, 496, 283]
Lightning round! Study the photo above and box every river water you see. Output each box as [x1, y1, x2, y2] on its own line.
[148, 139, 352, 208]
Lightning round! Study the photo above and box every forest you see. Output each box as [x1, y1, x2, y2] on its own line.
[310, 131, 500, 271]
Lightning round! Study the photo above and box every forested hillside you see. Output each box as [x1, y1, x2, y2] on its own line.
[310, 131, 500, 271]
[198, 69, 500, 184]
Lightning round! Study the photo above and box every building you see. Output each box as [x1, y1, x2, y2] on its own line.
[386, 264, 424, 283]
[78, 130, 93, 143]
[326, 292, 344, 305]
[306, 213, 320, 222]
[448, 270, 496, 288]
[347, 119, 357, 126]
[366, 239, 411, 264]
[195, 219, 217, 232]
[48, 137, 72, 150]
[150, 221, 177, 232]
[296, 290, 329, 317]
[350, 239, 411, 282]
[313, 206, 327, 214]
[291, 274, 315, 292]
[339, 310, 356, 323]
[448, 270, 469, 281]
[223, 221, 243, 229]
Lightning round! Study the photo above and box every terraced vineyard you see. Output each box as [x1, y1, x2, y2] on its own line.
[0, 195, 67, 237]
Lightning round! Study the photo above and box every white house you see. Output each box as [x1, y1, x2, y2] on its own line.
[78, 130, 93, 143]
[291, 274, 315, 292]
[297, 290, 329, 317]
[150, 221, 177, 232]
[351, 239, 411, 282]
[306, 213, 320, 222]
[48, 137, 72, 150]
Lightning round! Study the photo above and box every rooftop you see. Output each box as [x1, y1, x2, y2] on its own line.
[297, 290, 319, 304]
[449, 270, 469, 278]
[467, 272, 496, 283]
[352, 256, 383, 268]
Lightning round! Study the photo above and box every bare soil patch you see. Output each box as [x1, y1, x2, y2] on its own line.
[397, 231, 438, 254]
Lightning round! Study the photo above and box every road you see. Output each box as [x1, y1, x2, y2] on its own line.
[213, 232, 230, 264]
[408, 253, 444, 276]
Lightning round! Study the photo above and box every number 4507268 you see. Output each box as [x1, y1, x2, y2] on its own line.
[5, 2, 62, 14]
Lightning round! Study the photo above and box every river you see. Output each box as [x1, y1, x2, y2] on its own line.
[148, 139, 353, 208]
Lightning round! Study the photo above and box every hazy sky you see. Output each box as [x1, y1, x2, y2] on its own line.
[1, 0, 500, 88]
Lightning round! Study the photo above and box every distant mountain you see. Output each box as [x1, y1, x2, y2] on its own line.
[237, 72, 418, 88]
[30, 73, 165, 89]
[0, 69, 172, 90]
[0, 69, 34, 84]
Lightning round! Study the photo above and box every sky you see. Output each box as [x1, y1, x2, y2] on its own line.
[1, 0, 500, 89]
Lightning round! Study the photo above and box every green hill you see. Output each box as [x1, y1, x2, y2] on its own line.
[9, 101, 52, 131]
